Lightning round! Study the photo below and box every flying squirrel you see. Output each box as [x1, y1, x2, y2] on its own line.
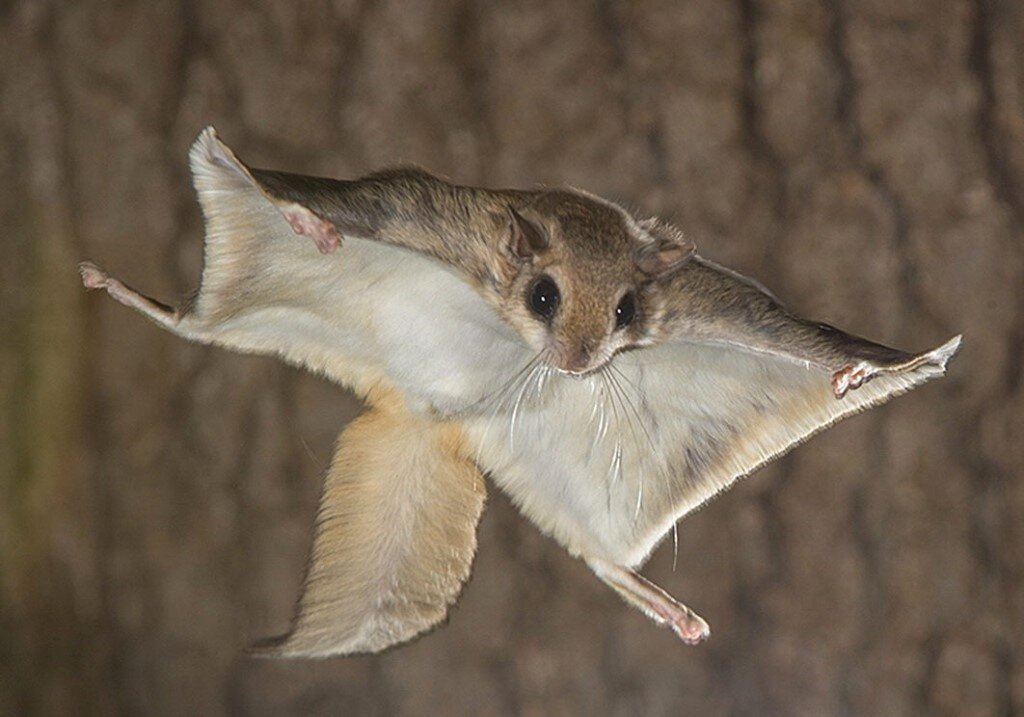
[79, 128, 961, 657]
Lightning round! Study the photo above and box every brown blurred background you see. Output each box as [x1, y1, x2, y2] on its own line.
[1, 0, 1022, 715]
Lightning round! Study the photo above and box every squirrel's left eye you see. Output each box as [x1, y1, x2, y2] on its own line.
[528, 275, 561, 321]
[615, 292, 636, 329]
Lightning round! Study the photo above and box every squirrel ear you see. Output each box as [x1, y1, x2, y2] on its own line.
[508, 207, 549, 259]
[635, 218, 695, 277]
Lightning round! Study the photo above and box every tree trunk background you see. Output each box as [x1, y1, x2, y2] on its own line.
[1, 1, 1022, 715]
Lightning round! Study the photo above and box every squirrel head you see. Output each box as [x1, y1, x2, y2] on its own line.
[494, 190, 694, 376]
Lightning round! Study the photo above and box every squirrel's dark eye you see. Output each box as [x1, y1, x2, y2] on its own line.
[615, 292, 636, 329]
[528, 275, 561, 321]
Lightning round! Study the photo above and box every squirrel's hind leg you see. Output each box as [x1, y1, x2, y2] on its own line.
[587, 557, 710, 645]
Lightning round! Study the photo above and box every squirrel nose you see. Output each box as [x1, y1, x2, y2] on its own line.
[564, 342, 593, 374]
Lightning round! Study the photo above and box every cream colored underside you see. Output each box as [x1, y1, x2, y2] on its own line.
[468, 335, 958, 567]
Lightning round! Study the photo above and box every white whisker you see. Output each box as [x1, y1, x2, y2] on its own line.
[608, 362, 681, 570]
[508, 363, 541, 452]
[471, 352, 544, 468]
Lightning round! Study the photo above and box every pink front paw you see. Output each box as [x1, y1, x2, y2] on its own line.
[832, 362, 875, 399]
[281, 205, 343, 254]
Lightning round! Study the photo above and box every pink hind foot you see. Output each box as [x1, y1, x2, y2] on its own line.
[663, 603, 711, 645]
[79, 261, 110, 290]
[79, 262, 135, 306]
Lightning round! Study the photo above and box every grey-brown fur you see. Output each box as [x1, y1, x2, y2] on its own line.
[248, 162, 692, 374]
[657, 258, 918, 369]
[248, 161, 925, 383]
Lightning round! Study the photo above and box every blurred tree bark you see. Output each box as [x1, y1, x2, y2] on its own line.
[1, 0, 1022, 715]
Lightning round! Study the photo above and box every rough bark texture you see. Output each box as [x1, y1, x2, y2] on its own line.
[1, 1, 1022, 715]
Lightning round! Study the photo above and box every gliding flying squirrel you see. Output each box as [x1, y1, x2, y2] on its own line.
[80, 128, 961, 657]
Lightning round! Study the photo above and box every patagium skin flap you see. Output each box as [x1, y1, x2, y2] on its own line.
[79, 127, 961, 656]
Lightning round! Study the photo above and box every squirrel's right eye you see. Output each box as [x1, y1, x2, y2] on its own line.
[528, 275, 560, 321]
